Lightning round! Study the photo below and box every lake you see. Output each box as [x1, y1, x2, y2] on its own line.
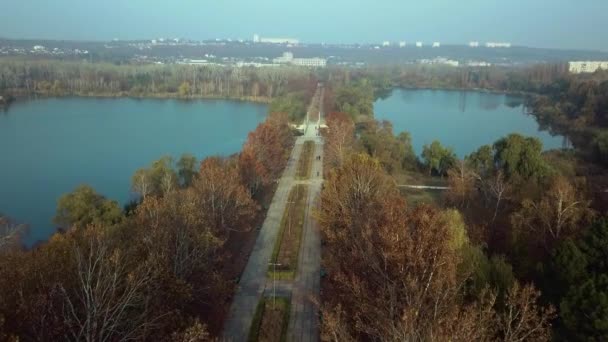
[374, 89, 565, 157]
[0, 98, 267, 245]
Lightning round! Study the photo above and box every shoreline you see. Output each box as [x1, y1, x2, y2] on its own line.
[382, 86, 534, 97]
[3, 91, 272, 106]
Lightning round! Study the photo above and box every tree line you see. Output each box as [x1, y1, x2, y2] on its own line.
[526, 73, 608, 165]
[0, 59, 317, 103]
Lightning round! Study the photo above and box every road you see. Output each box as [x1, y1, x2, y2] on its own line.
[222, 85, 324, 341]
[287, 132, 323, 342]
[222, 140, 304, 341]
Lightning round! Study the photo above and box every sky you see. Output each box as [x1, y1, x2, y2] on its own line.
[1, 0, 607, 51]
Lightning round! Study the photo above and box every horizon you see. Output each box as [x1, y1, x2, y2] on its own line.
[1, 0, 607, 52]
[1, 36, 606, 54]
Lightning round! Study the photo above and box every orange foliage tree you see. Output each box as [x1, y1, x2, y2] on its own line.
[323, 112, 355, 170]
[318, 154, 555, 341]
[239, 112, 293, 195]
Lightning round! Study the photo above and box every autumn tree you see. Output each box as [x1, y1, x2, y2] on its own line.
[237, 147, 269, 196]
[497, 283, 556, 342]
[54, 185, 123, 229]
[134, 192, 223, 282]
[193, 157, 257, 238]
[359, 120, 417, 174]
[0, 216, 24, 251]
[58, 228, 155, 342]
[178, 81, 191, 97]
[132, 168, 152, 200]
[131, 156, 179, 198]
[319, 153, 554, 341]
[323, 112, 355, 170]
[239, 112, 293, 193]
[511, 175, 594, 252]
[177, 153, 198, 187]
[0, 225, 160, 340]
[446, 159, 477, 208]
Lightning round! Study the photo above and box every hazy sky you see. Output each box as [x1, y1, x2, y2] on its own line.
[1, 0, 606, 50]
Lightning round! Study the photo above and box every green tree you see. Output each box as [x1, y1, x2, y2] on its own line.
[421, 140, 456, 176]
[550, 218, 608, 340]
[397, 131, 417, 169]
[54, 185, 123, 229]
[561, 275, 608, 341]
[592, 130, 608, 166]
[359, 121, 417, 174]
[177, 154, 198, 187]
[459, 246, 515, 301]
[178, 81, 191, 97]
[493, 134, 547, 182]
[131, 156, 178, 198]
[466, 144, 494, 177]
[269, 92, 307, 122]
[333, 81, 374, 119]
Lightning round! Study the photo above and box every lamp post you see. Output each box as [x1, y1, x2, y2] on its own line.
[268, 262, 282, 308]
[286, 200, 295, 234]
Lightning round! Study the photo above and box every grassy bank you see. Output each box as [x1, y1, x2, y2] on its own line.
[248, 296, 291, 342]
[268, 184, 309, 280]
[296, 141, 315, 179]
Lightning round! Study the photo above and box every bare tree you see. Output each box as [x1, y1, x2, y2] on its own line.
[0, 216, 24, 251]
[497, 283, 556, 342]
[511, 176, 594, 249]
[60, 230, 155, 342]
[132, 169, 151, 200]
[446, 160, 476, 208]
[486, 170, 510, 222]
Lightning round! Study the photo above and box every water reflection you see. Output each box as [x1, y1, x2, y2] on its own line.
[374, 89, 565, 157]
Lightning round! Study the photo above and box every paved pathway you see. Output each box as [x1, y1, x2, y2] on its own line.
[397, 184, 450, 190]
[287, 137, 323, 342]
[222, 141, 304, 341]
[222, 85, 324, 341]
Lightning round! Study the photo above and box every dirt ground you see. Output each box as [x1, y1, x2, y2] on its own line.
[277, 184, 308, 270]
[258, 299, 289, 342]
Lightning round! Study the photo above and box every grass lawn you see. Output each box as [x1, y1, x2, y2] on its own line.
[248, 297, 291, 342]
[392, 169, 449, 186]
[399, 187, 444, 206]
[268, 184, 309, 280]
[296, 141, 315, 180]
[392, 170, 448, 206]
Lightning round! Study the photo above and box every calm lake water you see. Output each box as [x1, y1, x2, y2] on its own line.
[0, 98, 267, 245]
[374, 89, 565, 157]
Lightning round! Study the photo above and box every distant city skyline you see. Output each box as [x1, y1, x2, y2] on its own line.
[1, 0, 607, 51]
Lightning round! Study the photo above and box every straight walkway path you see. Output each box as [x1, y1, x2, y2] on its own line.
[287, 138, 323, 342]
[222, 141, 304, 341]
[222, 85, 324, 341]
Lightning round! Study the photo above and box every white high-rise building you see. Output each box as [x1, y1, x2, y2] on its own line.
[469, 41, 479, 47]
[399, 41, 406, 47]
[569, 61, 608, 74]
[432, 42, 440, 48]
[273, 52, 326, 67]
[260, 37, 299, 44]
[382, 41, 390, 47]
[486, 42, 511, 48]
[416, 42, 423, 47]
[253, 34, 260, 43]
